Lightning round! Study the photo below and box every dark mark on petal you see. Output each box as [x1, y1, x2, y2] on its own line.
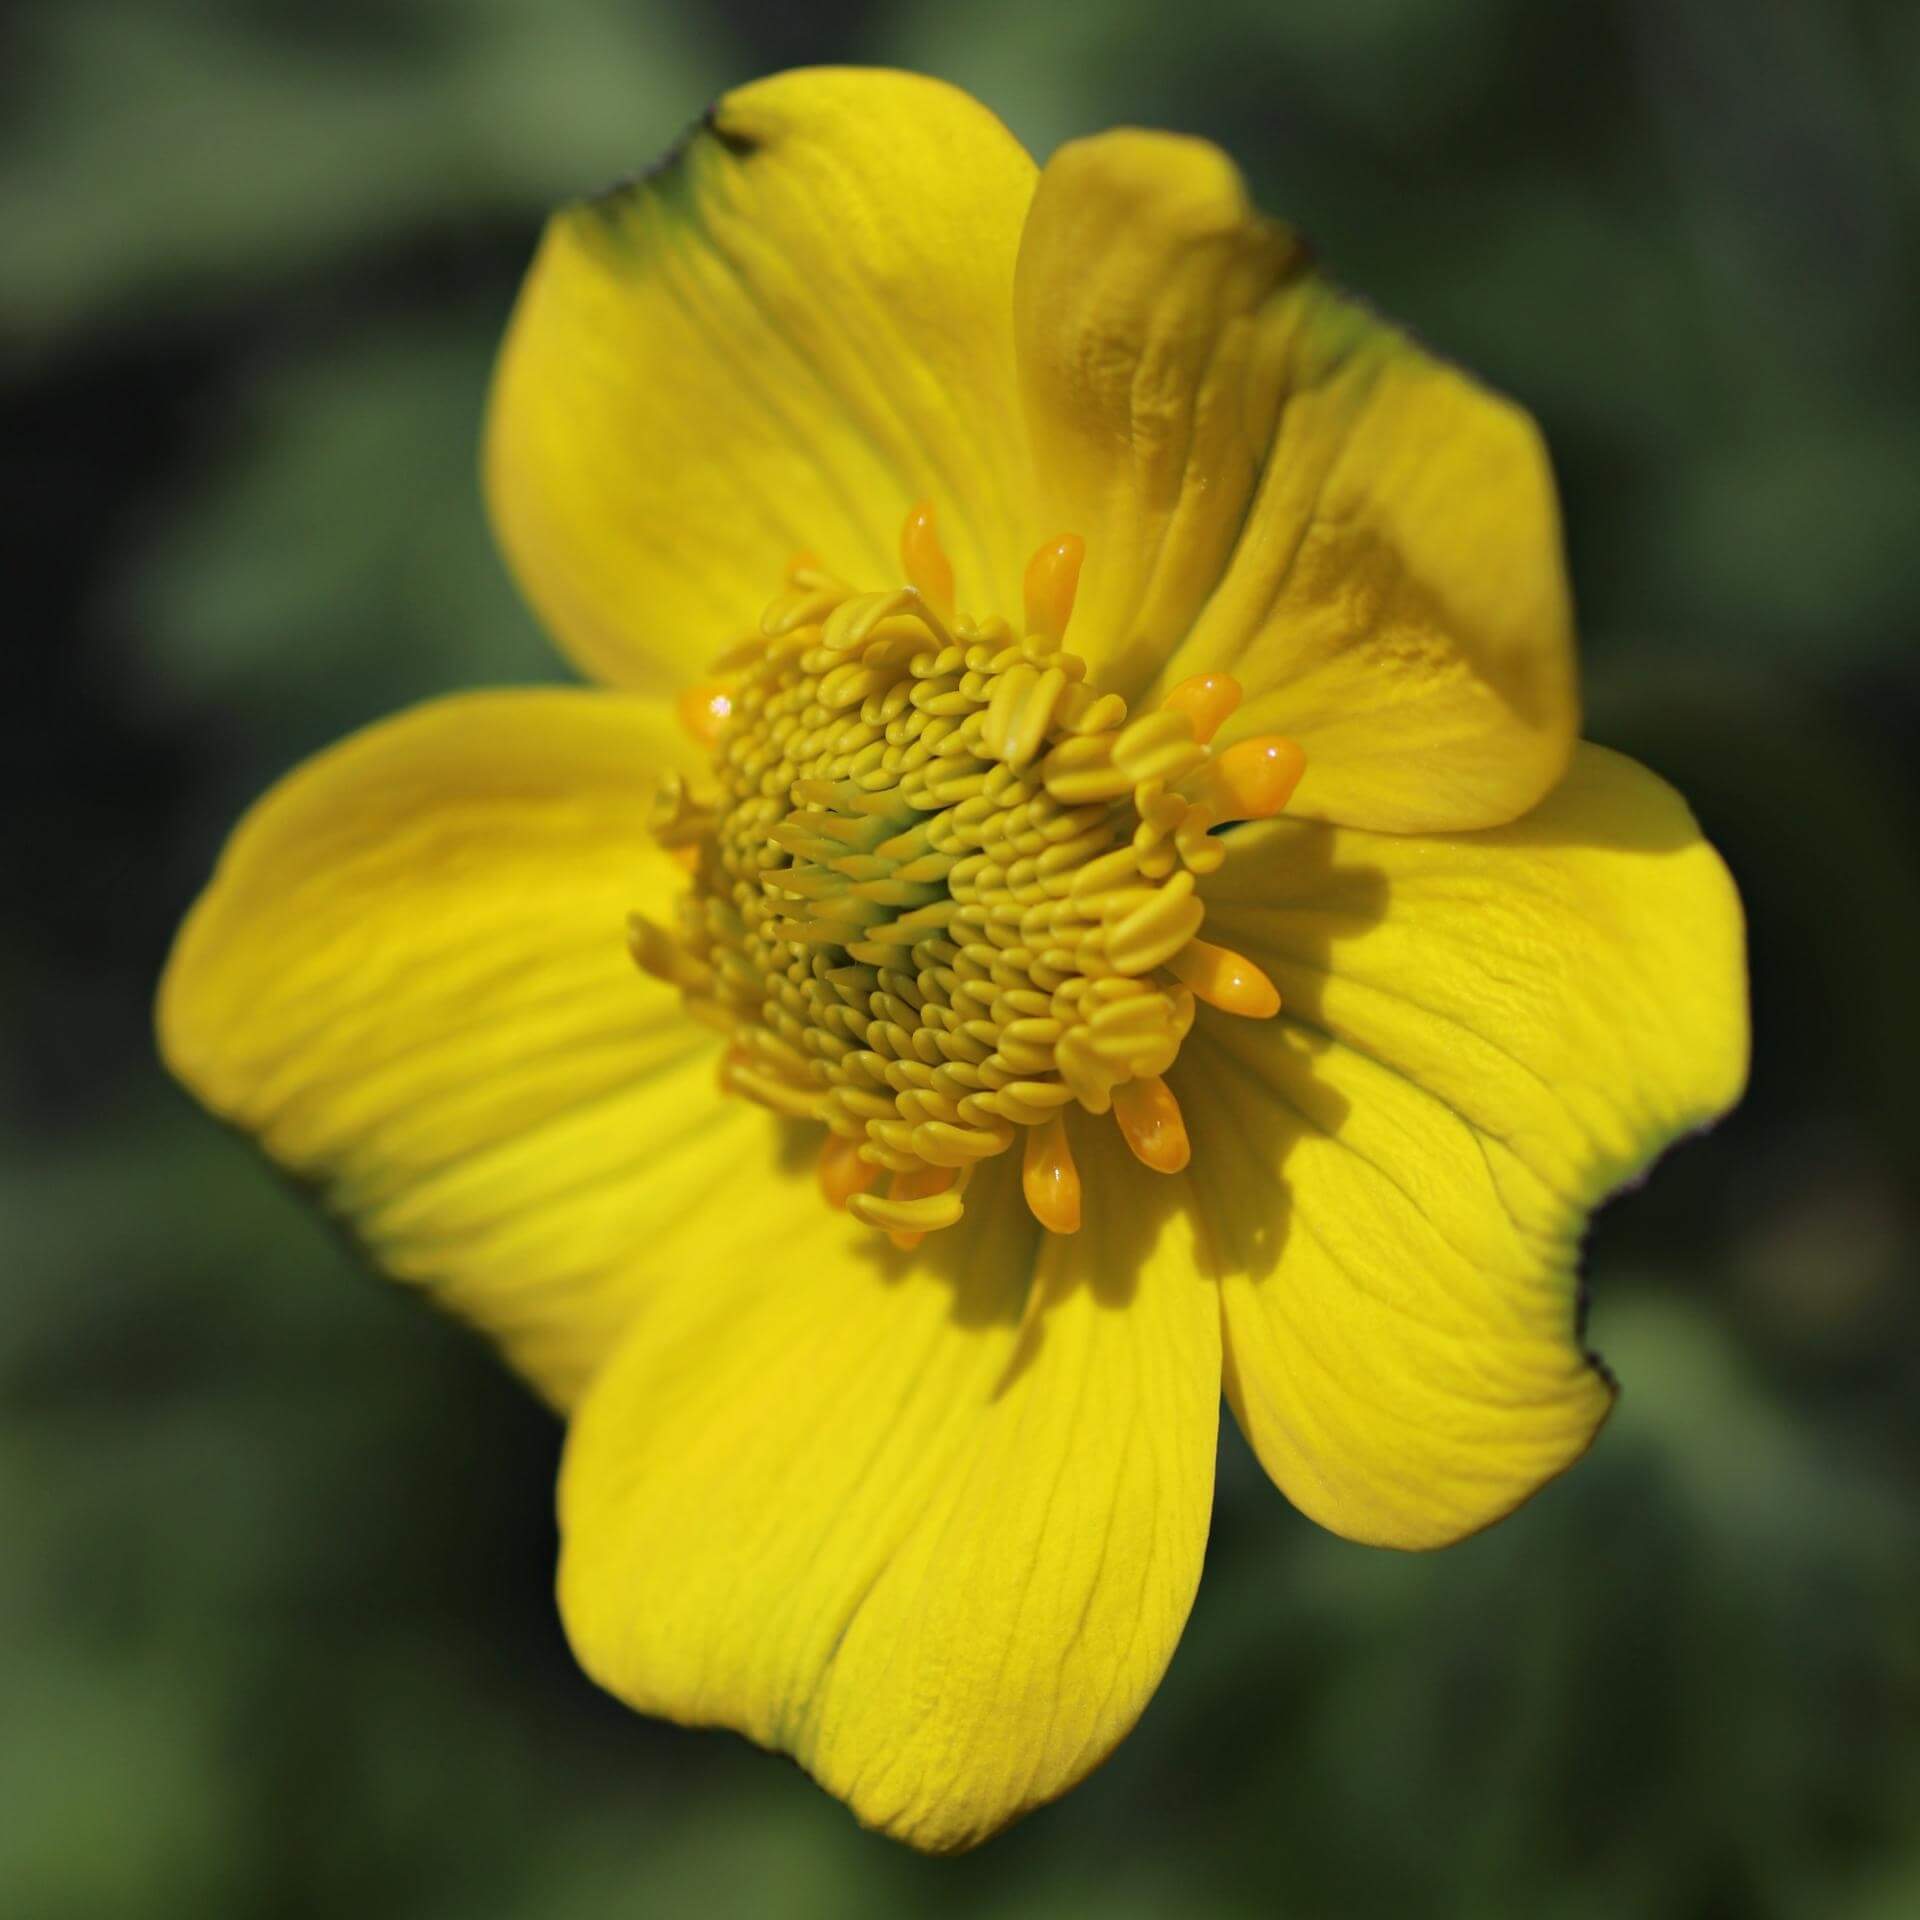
[579, 99, 756, 224]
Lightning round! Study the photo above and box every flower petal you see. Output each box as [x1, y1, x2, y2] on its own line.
[1015, 130, 1578, 831]
[558, 1132, 1219, 1852]
[486, 67, 1037, 692]
[1186, 744, 1748, 1547]
[156, 688, 768, 1409]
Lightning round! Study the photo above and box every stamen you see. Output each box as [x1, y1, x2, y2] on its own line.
[1022, 1112, 1082, 1235]
[1189, 735, 1306, 822]
[1169, 938, 1281, 1019]
[719, 1045, 823, 1122]
[850, 1164, 963, 1250]
[1023, 533, 1085, 639]
[1112, 1075, 1191, 1174]
[633, 506, 1279, 1242]
[1160, 672, 1242, 745]
[819, 1132, 880, 1210]
[900, 500, 955, 618]
[676, 680, 734, 749]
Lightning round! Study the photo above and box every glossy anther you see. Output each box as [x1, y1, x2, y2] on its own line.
[900, 500, 955, 617]
[676, 680, 735, 749]
[1191, 735, 1306, 822]
[634, 510, 1281, 1241]
[1022, 533, 1085, 639]
[1022, 1112, 1082, 1234]
[1169, 938, 1281, 1019]
[1160, 672, 1242, 746]
[1112, 1075, 1191, 1174]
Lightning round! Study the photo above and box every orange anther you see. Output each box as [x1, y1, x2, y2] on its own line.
[1023, 533, 1085, 639]
[1113, 1075, 1191, 1174]
[1021, 1113, 1082, 1235]
[819, 1133, 880, 1210]
[786, 549, 821, 579]
[886, 1163, 954, 1252]
[1193, 735, 1306, 822]
[1160, 672, 1243, 745]
[1169, 938, 1280, 1019]
[900, 500, 955, 617]
[676, 679, 734, 750]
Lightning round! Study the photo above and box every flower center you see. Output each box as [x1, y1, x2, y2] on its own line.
[631, 505, 1304, 1244]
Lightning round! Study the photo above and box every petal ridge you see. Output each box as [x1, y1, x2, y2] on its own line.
[1016, 126, 1578, 832]
[487, 67, 1037, 691]
[156, 688, 770, 1408]
[558, 1135, 1220, 1850]
[1191, 744, 1745, 1546]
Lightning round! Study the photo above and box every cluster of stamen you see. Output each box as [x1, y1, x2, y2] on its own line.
[630, 505, 1304, 1243]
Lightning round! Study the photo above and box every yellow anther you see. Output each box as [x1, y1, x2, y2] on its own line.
[1022, 1113, 1082, 1235]
[1160, 672, 1243, 745]
[849, 1164, 960, 1250]
[676, 679, 734, 749]
[1023, 533, 1085, 639]
[1169, 938, 1280, 1019]
[1112, 1075, 1191, 1174]
[1106, 869, 1205, 976]
[628, 910, 710, 990]
[720, 1045, 823, 1121]
[647, 537, 1262, 1241]
[818, 1132, 880, 1210]
[900, 500, 955, 617]
[1113, 709, 1207, 785]
[1191, 735, 1306, 822]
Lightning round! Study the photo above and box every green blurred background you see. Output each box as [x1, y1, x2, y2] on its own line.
[6, 1, 1918, 1913]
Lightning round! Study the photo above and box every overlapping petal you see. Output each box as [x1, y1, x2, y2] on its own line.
[485, 67, 1037, 692]
[1185, 745, 1748, 1546]
[558, 1125, 1219, 1852]
[1015, 130, 1578, 832]
[156, 63, 1758, 1856]
[156, 689, 771, 1409]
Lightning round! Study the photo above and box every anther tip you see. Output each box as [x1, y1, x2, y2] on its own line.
[1204, 735, 1306, 822]
[1023, 533, 1085, 640]
[900, 500, 956, 617]
[677, 680, 734, 750]
[1171, 938, 1281, 1020]
[1161, 672, 1243, 746]
[1238, 974, 1281, 1020]
[1113, 1076, 1192, 1175]
[1022, 1115, 1083, 1234]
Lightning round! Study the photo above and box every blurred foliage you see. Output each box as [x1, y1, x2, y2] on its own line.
[5, 0, 1919, 1914]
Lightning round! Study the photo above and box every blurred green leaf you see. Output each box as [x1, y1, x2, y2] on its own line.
[127, 316, 563, 769]
[1, 0, 722, 346]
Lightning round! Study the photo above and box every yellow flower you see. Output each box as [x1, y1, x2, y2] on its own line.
[156, 68, 1749, 1851]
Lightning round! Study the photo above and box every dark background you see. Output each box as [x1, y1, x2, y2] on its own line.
[6, 1, 1919, 1913]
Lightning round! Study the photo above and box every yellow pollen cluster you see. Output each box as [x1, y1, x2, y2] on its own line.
[630, 507, 1304, 1242]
